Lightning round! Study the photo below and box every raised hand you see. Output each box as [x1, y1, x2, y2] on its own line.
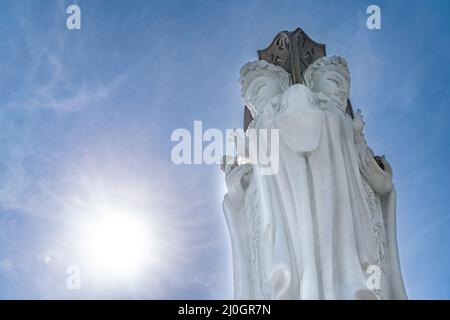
[359, 149, 393, 195]
[353, 109, 365, 136]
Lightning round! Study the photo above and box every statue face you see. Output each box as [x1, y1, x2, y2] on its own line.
[244, 75, 284, 116]
[309, 69, 350, 109]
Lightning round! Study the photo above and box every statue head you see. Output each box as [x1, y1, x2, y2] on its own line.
[239, 60, 291, 118]
[303, 55, 351, 110]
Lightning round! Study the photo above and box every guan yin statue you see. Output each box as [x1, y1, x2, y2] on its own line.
[221, 28, 407, 299]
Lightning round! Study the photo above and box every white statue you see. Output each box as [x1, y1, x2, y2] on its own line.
[222, 57, 407, 300]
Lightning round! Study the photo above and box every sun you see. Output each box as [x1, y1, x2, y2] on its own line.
[81, 211, 153, 278]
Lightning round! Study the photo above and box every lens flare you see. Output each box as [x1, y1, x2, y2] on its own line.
[81, 211, 153, 278]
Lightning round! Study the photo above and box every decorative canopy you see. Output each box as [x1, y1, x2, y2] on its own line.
[244, 28, 354, 130]
[257, 28, 326, 85]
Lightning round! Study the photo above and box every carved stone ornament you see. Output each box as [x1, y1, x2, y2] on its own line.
[244, 28, 354, 130]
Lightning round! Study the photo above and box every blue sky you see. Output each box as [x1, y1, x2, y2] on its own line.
[0, 0, 449, 299]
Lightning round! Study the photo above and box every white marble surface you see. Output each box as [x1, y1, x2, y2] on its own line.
[222, 57, 407, 300]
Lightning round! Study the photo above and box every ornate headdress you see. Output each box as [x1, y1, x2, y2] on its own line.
[303, 55, 351, 89]
[242, 28, 355, 130]
[239, 60, 291, 101]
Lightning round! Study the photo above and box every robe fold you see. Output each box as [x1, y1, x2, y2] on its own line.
[223, 84, 407, 300]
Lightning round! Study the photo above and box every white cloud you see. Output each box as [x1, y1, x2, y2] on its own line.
[0, 258, 14, 273]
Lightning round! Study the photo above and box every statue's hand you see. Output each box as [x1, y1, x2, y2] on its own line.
[353, 109, 365, 136]
[223, 162, 253, 206]
[221, 155, 238, 175]
[359, 149, 393, 195]
[229, 129, 250, 161]
[311, 92, 330, 110]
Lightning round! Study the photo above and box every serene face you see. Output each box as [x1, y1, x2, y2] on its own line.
[309, 69, 350, 110]
[244, 74, 284, 116]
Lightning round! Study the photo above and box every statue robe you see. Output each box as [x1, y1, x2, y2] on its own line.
[223, 84, 407, 300]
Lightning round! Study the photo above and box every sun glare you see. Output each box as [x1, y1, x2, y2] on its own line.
[81, 212, 153, 278]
